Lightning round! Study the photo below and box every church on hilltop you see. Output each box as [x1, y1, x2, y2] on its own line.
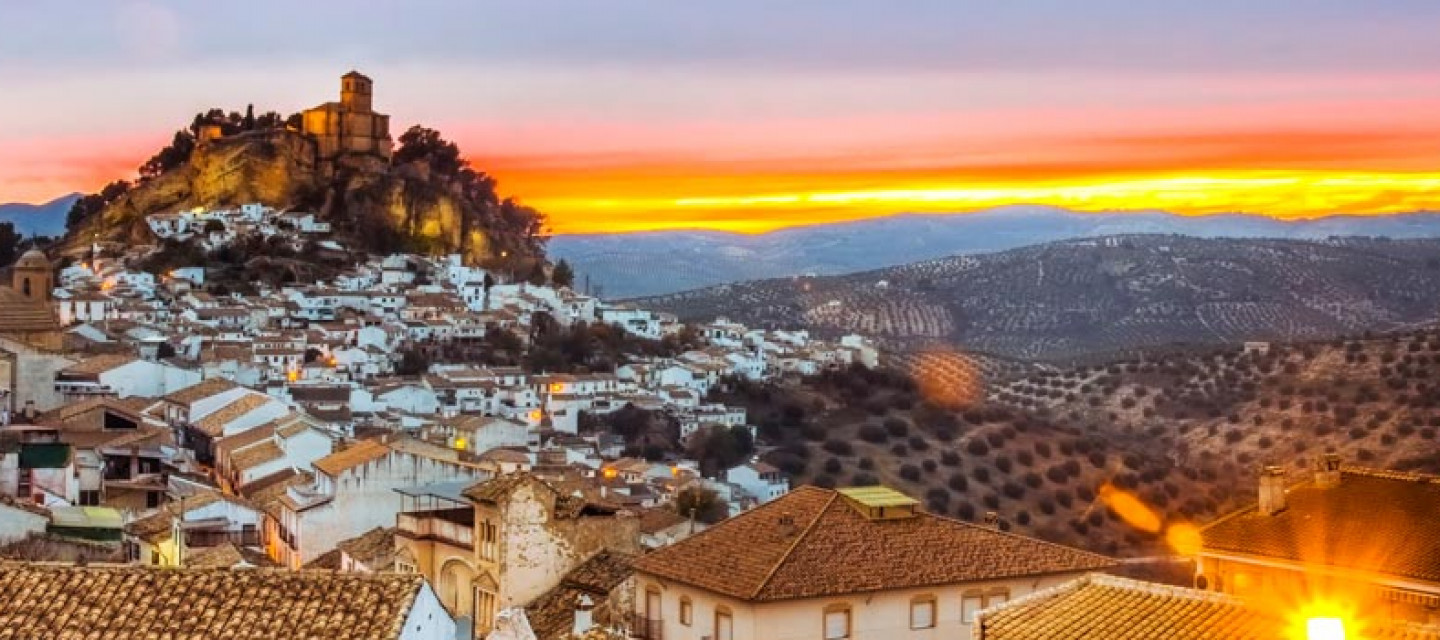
[301, 71, 393, 165]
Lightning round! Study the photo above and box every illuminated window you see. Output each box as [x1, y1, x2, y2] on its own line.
[679, 597, 693, 625]
[823, 603, 851, 640]
[961, 590, 984, 623]
[911, 595, 936, 629]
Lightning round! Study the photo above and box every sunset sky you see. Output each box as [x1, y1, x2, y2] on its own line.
[4, 1, 1440, 233]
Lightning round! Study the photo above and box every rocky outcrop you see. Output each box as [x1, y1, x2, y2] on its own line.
[71, 129, 534, 265]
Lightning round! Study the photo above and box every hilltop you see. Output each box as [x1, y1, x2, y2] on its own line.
[61, 76, 546, 269]
[726, 329, 1440, 556]
[551, 206, 1440, 298]
[639, 235, 1440, 361]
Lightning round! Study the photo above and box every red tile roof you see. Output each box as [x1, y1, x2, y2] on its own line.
[975, 573, 1440, 640]
[633, 485, 1114, 601]
[1200, 467, 1440, 585]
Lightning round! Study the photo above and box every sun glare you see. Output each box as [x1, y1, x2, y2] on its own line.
[1307, 617, 1346, 640]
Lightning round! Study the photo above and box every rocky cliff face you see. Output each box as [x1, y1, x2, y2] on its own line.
[74, 129, 527, 264]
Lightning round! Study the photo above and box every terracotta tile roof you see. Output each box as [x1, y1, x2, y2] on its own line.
[0, 564, 429, 639]
[336, 527, 398, 570]
[164, 377, 240, 406]
[231, 440, 284, 471]
[974, 573, 1440, 640]
[313, 439, 391, 477]
[238, 469, 312, 518]
[525, 550, 635, 640]
[216, 422, 279, 457]
[60, 353, 137, 377]
[192, 392, 275, 437]
[635, 506, 688, 535]
[1200, 467, 1440, 585]
[124, 492, 242, 543]
[632, 486, 1115, 602]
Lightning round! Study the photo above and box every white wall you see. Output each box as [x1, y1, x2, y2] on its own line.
[637, 571, 1089, 640]
[0, 504, 47, 543]
[399, 582, 459, 640]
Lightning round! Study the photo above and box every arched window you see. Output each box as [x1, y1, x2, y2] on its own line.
[21, 278, 30, 296]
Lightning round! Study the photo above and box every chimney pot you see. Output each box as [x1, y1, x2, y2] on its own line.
[983, 511, 1000, 528]
[1314, 453, 1342, 489]
[1258, 465, 1287, 516]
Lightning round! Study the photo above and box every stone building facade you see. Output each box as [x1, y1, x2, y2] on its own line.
[302, 71, 393, 166]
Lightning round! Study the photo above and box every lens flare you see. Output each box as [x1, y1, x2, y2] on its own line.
[1097, 483, 1162, 534]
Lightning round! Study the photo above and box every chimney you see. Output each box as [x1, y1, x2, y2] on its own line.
[1258, 465, 1287, 516]
[572, 593, 595, 636]
[983, 511, 1000, 529]
[1314, 453, 1342, 489]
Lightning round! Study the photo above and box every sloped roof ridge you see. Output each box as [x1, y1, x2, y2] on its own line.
[749, 489, 839, 599]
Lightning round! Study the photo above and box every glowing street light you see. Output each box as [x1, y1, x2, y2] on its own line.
[1307, 618, 1345, 640]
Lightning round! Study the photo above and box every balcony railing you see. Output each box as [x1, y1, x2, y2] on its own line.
[397, 508, 474, 548]
[630, 614, 663, 640]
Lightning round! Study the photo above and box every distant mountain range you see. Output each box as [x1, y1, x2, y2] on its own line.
[549, 207, 1440, 298]
[0, 194, 79, 238]
[636, 234, 1440, 361]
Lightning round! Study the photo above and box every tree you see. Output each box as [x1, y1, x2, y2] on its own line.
[396, 347, 430, 376]
[393, 126, 463, 176]
[686, 425, 755, 477]
[243, 104, 256, 130]
[674, 486, 728, 524]
[0, 223, 19, 267]
[551, 259, 575, 288]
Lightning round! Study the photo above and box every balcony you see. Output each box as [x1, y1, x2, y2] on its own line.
[397, 507, 474, 548]
[630, 614, 663, 640]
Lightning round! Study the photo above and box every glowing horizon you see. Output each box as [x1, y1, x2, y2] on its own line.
[5, 3, 1440, 235]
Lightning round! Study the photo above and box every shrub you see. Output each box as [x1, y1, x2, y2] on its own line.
[982, 493, 1001, 510]
[883, 417, 910, 437]
[850, 472, 879, 487]
[972, 467, 991, 483]
[823, 457, 843, 474]
[995, 456, 1013, 473]
[966, 439, 990, 456]
[858, 424, 888, 443]
[823, 439, 854, 456]
[812, 474, 837, 489]
[899, 464, 922, 482]
[1001, 481, 1025, 500]
[922, 459, 938, 473]
[1045, 466, 1069, 485]
[908, 436, 930, 451]
[948, 473, 968, 492]
[939, 450, 961, 467]
[858, 457, 875, 470]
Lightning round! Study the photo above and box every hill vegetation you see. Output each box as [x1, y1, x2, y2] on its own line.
[717, 328, 1440, 556]
[641, 235, 1440, 361]
[62, 106, 546, 269]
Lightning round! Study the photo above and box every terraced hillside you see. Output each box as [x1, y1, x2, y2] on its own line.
[641, 235, 1440, 361]
[731, 329, 1440, 556]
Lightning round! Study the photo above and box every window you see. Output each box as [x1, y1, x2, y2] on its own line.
[987, 588, 1010, 608]
[911, 595, 936, 629]
[78, 490, 100, 506]
[961, 590, 984, 623]
[679, 596, 693, 625]
[479, 518, 498, 561]
[715, 606, 734, 640]
[823, 604, 851, 640]
[394, 561, 417, 574]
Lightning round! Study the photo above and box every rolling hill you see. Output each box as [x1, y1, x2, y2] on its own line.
[549, 207, 1440, 298]
[731, 329, 1440, 556]
[638, 235, 1440, 361]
